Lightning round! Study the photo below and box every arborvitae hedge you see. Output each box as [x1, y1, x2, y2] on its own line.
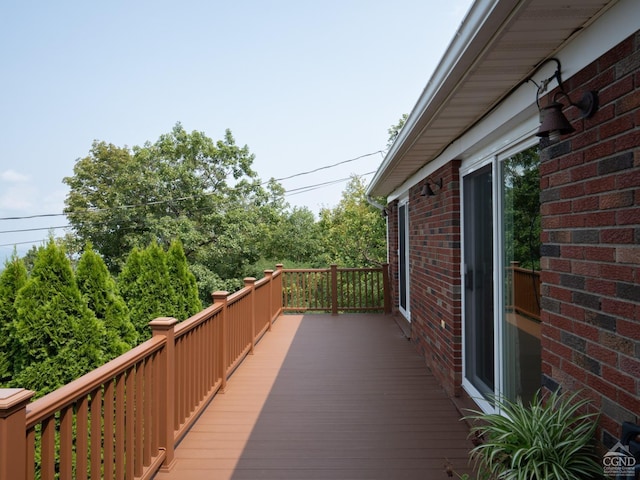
[13, 240, 106, 397]
[0, 253, 28, 384]
[167, 240, 202, 321]
[76, 244, 138, 358]
[118, 242, 178, 340]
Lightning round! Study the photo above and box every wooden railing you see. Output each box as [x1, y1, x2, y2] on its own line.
[282, 264, 391, 315]
[507, 262, 541, 321]
[0, 267, 283, 480]
[0, 264, 389, 479]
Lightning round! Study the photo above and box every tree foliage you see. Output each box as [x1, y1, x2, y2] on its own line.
[502, 146, 541, 269]
[76, 244, 137, 358]
[167, 240, 202, 321]
[118, 242, 178, 340]
[318, 175, 386, 267]
[64, 123, 284, 303]
[12, 240, 105, 396]
[0, 252, 28, 384]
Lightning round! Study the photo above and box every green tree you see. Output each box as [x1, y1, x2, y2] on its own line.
[64, 123, 286, 304]
[387, 113, 408, 149]
[118, 242, 178, 340]
[167, 240, 202, 321]
[257, 206, 324, 266]
[502, 146, 541, 269]
[13, 239, 105, 396]
[318, 175, 387, 267]
[76, 244, 138, 358]
[0, 252, 28, 384]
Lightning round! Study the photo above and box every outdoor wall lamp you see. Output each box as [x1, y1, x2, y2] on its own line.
[420, 177, 442, 197]
[529, 58, 599, 140]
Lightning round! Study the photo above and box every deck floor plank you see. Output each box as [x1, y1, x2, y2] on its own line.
[154, 314, 474, 480]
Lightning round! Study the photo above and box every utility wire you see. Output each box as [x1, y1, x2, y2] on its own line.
[0, 150, 383, 222]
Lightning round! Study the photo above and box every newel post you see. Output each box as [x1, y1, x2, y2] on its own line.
[264, 270, 274, 331]
[212, 291, 229, 392]
[150, 317, 178, 472]
[0, 388, 34, 480]
[244, 278, 257, 354]
[382, 263, 391, 314]
[331, 264, 338, 316]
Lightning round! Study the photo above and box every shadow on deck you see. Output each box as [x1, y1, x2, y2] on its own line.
[154, 314, 475, 479]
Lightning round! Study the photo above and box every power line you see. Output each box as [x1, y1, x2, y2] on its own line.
[0, 225, 70, 235]
[0, 150, 384, 222]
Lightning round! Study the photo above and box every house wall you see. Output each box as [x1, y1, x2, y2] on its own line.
[539, 30, 640, 446]
[406, 161, 462, 398]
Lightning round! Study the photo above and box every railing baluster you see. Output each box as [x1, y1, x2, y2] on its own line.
[75, 397, 89, 480]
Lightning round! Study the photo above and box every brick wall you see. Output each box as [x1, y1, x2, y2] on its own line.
[407, 161, 462, 397]
[539, 30, 640, 446]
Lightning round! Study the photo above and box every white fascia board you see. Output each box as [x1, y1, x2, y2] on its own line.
[386, 0, 639, 203]
[366, 0, 503, 197]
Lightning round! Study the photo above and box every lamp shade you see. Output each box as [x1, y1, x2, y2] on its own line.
[536, 102, 575, 138]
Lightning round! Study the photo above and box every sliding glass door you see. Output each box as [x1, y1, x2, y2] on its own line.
[462, 144, 541, 410]
[463, 165, 495, 400]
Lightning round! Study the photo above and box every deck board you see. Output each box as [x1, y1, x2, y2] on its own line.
[154, 314, 474, 480]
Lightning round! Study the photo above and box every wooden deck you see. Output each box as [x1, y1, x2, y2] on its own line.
[154, 314, 475, 479]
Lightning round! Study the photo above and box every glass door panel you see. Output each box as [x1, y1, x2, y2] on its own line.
[463, 165, 494, 399]
[501, 146, 542, 403]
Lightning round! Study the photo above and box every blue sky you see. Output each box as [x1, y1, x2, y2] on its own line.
[0, 0, 472, 261]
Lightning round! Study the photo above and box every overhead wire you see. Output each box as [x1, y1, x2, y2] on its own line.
[0, 150, 384, 222]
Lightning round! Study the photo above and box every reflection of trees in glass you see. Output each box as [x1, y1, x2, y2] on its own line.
[503, 146, 541, 270]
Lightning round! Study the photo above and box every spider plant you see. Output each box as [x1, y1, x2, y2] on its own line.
[465, 389, 602, 479]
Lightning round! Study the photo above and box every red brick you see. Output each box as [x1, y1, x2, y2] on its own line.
[600, 331, 636, 356]
[545, 200, 572, 215]
[603, 299, 636, 318]
[585, 211, 617, 227]
[600, 113, 635, 139]
[584, 175, 616, 194]
[617, 318, 640, 341]
[615, 89, 640, 114]
[616, 246, 640, 264]
[617, 207, 640, 225]
[572, 196, 599, 212]
[561, 303, 585, 321]
[562, 359, 587, 382]
[586, 373, 618, 401]
[601, 228, 635, 244]
[599, 263, 635, 282]
[602, 365, 636, 392]
[618, 390, 640, 416]
[617, 169, 640, 188]
[599, 190, 634, 209]
[560, 183, 585, 199]
[584, 138, 615, 162]
[587, 343, 618, 366]
[598, 37, 634, 70]
[584, 246, 616, 262]
[549, 169, 572, 187]
[600, 75, 634, 105]
[585, 277, 617, 296]
[620, 356, 640, 378]
[615, 129, 640, 153]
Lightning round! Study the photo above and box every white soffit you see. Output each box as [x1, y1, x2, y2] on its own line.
[367, 0, 619, 198]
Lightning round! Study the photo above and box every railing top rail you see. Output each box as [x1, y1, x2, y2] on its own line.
[26, 335, 166, 428]
[175, 302, 223, 337]
[228, 284, 252, 305]
[282, 268, 330, 273]
[511, 265, 541, 274]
